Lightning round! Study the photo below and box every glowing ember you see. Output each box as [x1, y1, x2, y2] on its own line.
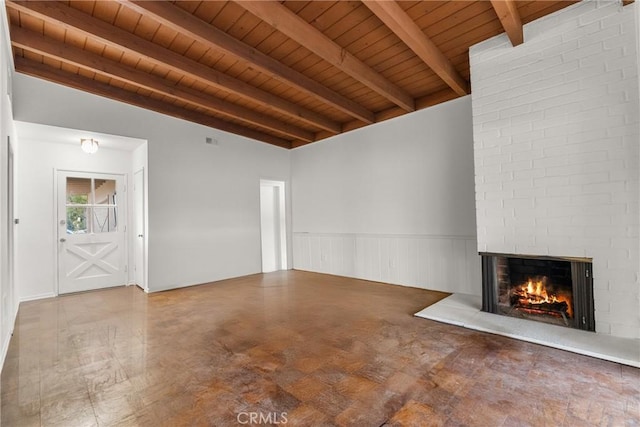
[512, 277, 573, 318]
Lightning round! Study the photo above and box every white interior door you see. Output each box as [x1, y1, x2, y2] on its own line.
[133, 168, 145, 290]
[57, 171, 126, 294]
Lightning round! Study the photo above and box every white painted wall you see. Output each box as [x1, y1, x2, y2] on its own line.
[291, 96, 480, 295]
[0, 1, 18, 366]
[471, 1, 639, 338]
[15, 133, 137, 300]
[13, 74, 291, 292]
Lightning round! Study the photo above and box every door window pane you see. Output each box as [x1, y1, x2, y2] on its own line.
[66, 207, 88, 234]
[66, 177, 91, 204]
[65, 176, 119, 234]
[94, 179, 117, 205]
[92, 207, 117, 233]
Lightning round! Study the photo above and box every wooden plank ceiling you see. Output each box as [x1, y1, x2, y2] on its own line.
[6, 0, 579, 149]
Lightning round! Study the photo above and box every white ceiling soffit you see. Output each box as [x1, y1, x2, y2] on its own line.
[15, 120, 147, 152]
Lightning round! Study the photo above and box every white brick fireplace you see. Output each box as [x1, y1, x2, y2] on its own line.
[470, 1, 639, 339]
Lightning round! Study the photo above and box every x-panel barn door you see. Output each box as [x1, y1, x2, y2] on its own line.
[57, 171, 126, 294]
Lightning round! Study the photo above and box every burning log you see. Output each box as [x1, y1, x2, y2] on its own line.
[515, 300, 569, 315]
[509, 277, 573, 318]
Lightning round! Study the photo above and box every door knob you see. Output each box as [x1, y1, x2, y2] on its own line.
[60, 238, 66, 243]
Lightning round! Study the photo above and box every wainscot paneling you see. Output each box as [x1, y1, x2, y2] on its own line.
[293, 233, 480, 295]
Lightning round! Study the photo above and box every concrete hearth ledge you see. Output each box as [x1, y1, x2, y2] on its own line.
[415, 293, 640, 368]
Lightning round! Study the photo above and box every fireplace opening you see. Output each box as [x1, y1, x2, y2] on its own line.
[481, 253, 595, 331]
[499, 258, 574, 327]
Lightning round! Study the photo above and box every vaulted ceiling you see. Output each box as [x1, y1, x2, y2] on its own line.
[6, 1, 580, 149]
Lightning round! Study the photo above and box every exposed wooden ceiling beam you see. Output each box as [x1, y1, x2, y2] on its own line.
[13, 57, 292, 149]
[362, 0, 468, 97]
[118, 0, 375, 125]
[490, 0, 524, 46]
[6, 0, 340, 134]
[234, 0, 415, 112]
[11, 26, 314, 142]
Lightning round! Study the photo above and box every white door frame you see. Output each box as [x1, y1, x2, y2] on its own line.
[4, 137, 15, 340]
[54, 169, 128, 295]
[133, 167, 147, 291]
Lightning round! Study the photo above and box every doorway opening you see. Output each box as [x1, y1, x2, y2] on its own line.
[260, 180, 287, 273]
[14, 121, 148, 300]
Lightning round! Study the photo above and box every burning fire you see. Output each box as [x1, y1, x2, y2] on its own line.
[513, 277, 573, 318]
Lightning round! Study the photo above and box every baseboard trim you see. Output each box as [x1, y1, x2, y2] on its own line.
[19, 292, 56, 302]
[133, 283, 148, 293]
